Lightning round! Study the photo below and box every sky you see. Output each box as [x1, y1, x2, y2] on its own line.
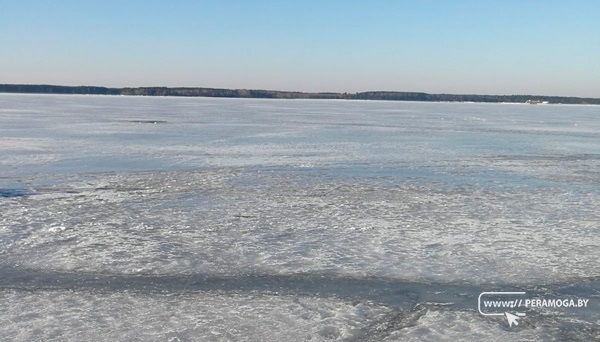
[1, 0, 599, 97]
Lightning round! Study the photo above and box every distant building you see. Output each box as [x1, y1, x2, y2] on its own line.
[526, 100, 550, 105]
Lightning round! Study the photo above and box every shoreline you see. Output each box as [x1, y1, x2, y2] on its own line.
[1, 84, 599, 105]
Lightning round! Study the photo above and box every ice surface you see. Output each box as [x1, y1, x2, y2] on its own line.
[1, 94, 599, 341]
[1, 169, 598, 285]
[0, 289, 393, 341]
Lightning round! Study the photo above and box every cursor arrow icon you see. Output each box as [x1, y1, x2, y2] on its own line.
[505, 312, 523, 327]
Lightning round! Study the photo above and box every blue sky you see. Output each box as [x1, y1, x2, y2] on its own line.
[1, 0, 598, 96]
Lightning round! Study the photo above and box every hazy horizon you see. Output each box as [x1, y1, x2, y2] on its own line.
[1, 1, 599, 97]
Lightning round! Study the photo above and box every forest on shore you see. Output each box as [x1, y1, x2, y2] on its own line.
[1, 84, 599, 105]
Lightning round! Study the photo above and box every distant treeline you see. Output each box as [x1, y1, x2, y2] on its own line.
[1, 84, 599, 105]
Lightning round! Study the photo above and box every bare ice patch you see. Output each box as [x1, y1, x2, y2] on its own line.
[1, 169, 598, 285]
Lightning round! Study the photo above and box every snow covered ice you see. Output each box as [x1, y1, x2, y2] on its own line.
[1, 94, 599, 341]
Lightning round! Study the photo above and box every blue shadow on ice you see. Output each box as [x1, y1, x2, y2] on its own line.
[0, 188, 33, 198]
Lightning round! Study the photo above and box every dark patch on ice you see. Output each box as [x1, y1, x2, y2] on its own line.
[0, 265, 597, 311]
[122, 120, 168, 124]
[0, 266, 504, 308]
[233, 214, 257, 218]
[0, 188, 33, 198]
[93, 186, 148, 192]
[27, 186, 148, 195]
[0, 266, 598, 339]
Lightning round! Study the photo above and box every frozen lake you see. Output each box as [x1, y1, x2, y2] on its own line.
[1, 94, 599, 341]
